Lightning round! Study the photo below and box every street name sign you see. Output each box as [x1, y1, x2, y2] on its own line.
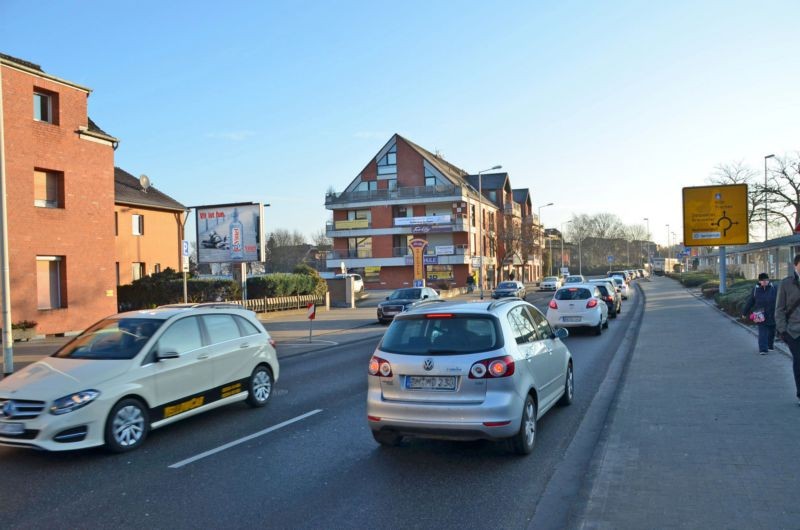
[682, 184, 748, 246]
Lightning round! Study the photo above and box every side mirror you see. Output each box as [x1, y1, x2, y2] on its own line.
[157, 348, 180, 360]
[553, 327, 569, 339]
[423, 295, 429, 299]
[385, 296, 390, 300]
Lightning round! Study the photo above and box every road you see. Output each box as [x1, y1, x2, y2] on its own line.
[0, 284, 641, 529]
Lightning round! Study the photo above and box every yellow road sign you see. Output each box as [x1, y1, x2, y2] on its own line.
[682, 184, 748, 246]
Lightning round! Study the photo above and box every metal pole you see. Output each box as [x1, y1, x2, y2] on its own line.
[578, 237, 582, 276]
[764, 154, 774, 241]
[719, 246, 727, 294]
[548, 236, 552, 276]
[0, 61, 15, 375]
[479, 172, 484, 300]
[182, 209, 191, 303]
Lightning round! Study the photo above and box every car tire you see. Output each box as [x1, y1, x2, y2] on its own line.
[509, 395, 537, 455]
[558, 363, 574, 406]
[372, 430, 402, 447]
[594, 321, 602, 335]
[105, 398, 149, 453]
[603, 316, 609, 329]
[610, 308, 617, 319]
[246, 364, 273, 407]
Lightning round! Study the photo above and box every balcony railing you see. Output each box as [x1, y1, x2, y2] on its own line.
[325, 184, 467, 205]
[503, 203, 522, 217]
[325, 250, 373, 259]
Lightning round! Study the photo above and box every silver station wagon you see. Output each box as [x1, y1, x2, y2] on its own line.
[366, 299, 573, 455]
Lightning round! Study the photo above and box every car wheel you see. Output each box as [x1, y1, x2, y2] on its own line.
[609, 308, 617, 319]
[509, 395, 537, 455]
[594, 321, 602, 335]
[558, 363, 574, 406]
[246, 364, 273, 407]
[372, 430, 402, 447]
[603, 316, 609, 329]
[105, 398, 149, 453]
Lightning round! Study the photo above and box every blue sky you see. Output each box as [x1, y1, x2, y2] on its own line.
[3, 0, 798, 246]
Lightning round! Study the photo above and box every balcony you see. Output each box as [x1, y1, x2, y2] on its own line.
[503, 203, 522, 218]
[326, 249, 373, 259]
[325, 184, 467, 206]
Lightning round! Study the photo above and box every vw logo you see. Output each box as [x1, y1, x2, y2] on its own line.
[2, 400, 16, 418]
[423, 358, 434, 371]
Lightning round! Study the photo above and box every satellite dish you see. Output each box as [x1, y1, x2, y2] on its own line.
[139, 174, 151, 192]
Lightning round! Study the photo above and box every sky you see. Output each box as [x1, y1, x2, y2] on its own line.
[2, 0, 799, 247]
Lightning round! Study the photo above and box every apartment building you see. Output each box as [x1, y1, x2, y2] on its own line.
[0, 53, 118, 335]
[324, 134, 545, 290]
[114, 167, 186, 285]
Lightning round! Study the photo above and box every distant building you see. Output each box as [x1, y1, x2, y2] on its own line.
[324, 134, 546, 290]
[0, 53, 118, 335]
[114, 167, 186, 285]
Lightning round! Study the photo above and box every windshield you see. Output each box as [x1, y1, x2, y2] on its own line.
[388, 288, 421, 300]
[497, 282, 517, 289]
[543, 277, 558, 282]
[565, 276, 582, 283]
[380, 314, 502, 355]
[555, 287, 592, 300]
[53, 317, 166, 360]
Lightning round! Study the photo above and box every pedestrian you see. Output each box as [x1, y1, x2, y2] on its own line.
[742, 272, 777, 354]
[775, 254, 800, 406]
[466, 274, 475, 293]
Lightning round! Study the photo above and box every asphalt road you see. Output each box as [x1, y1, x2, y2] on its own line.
[0, 284, 641, 529]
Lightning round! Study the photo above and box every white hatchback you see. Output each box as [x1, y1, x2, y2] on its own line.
[0, 307, 279, 452]
[546, 284, 609, 335]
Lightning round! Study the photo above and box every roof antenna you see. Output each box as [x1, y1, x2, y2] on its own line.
[139, 174, 151, 193]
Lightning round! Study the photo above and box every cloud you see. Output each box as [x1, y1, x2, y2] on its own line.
[206, 131, 257, 141]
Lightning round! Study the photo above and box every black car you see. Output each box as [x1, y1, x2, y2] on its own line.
[377, 287, 441, 324]
[491, 281, 526, 299]
[591, 281, 621, 318]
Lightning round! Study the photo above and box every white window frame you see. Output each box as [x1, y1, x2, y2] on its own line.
[33, 91, 52, 123]
[132, 214, 144, 236]
[36, 256, 63, 309]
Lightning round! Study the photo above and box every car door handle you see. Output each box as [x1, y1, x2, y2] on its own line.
[240, 343, 250, 349]
[198, 354, 209, 359]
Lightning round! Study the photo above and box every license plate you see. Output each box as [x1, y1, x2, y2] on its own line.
[0, 422, 25, 436]
[562, 316, 581, 323]
[406, 376, 457, 391]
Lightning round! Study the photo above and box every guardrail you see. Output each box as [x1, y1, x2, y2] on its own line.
[234, 293, 329, 313]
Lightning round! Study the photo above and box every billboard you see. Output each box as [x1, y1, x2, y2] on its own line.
[196, 202, 265, 264]
[682, 184, 748, 246]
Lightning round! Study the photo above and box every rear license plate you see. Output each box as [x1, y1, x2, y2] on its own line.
[562, 316, 581, 323]
[0, 422, 25, 435]
[406, 376, 457, 391]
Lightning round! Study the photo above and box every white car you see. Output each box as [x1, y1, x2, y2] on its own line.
[539, 276, 562, 291]
[546, 284, 609, 335]
[563, 275, 586, 284]
[336, 273, 364, 293]
[0, 307, 279, 452]
[610, 275, 629, 299]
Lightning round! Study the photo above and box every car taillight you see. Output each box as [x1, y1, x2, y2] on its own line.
[469, 355, 515, 379]
[586, 299, 598, 308]
[548, 300, 558, 309]
[368, 356, 393, 377]
[606, 296, 613, 302]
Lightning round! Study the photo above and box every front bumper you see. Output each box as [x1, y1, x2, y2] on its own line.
[0, 399, 110, 451]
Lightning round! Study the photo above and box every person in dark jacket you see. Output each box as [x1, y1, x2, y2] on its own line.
[742, 272, 778, 354]
[775, 254, 800, 405]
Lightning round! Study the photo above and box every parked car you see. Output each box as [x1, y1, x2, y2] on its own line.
[564, 274, 586, 284]
[588, 279, 621, 317]
[608, 271, 630, 283]
[492, 281, 526, 299]
[335, 273, 364, 292]
[610, 275, 629, 299]
[377, 287, 441, 324]
[0, 307, 279, 452]
[546, 284, 609, 335]
[539, 276, 562, 291]
[367, 298, 573, 455]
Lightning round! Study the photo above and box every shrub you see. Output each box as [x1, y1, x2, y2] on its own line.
[12, 320, 37, 330]
[715, 280, 757, 316]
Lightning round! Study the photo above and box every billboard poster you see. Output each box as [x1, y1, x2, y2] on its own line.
[196, 202, 264, 264]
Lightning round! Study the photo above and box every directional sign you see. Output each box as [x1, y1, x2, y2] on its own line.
[682, 184, 748, 247]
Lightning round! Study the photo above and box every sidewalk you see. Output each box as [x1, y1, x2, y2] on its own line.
[574, 276, 800, 529]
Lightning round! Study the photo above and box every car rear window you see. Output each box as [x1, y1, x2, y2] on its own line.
[595, 285, 610, 296]
[380, 314, 502, 355]
[555, 287, 592, 300]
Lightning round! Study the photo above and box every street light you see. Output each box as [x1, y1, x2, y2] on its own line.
[644, 217, 651, 267]
[537, 202, 553, 279]
[764, 154, 775, 241]
[477, 165, 502, 300]
[665, 224, 670, 255]
[561, 220, 572, 272]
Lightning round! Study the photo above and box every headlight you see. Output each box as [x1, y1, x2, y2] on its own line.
[50, 390, 101, 415]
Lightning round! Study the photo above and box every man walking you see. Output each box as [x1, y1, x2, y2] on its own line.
[775, 254, 800, 405]
[742, 272, 777, 354]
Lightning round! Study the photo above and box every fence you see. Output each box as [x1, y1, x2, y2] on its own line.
[237, 293, 329, 313]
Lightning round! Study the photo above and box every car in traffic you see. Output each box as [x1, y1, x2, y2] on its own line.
[546, 284, 609, 335]
[610, 275, 629, 299]
[335, 273, 364, 293]
[367, 298, 573, 455]
[0, 306, 279, 452]
[377, 287, 441, 324]
[588, 278, 621, 317]
[608, 271, 630, 283]
[492, 281, 526, 299]
[564, 274, 586, 284]
[539, 276, 562, 291]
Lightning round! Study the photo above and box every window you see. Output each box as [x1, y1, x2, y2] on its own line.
[424, 167, 437, 187]
[132, 262, 145, 281]
[348, 237, 372, 258]
[158, 317, 203, 355]
[355, 180, 378, 192]
[36, 256, 65, 309]
[154, 263, 161, 274]
[33, 90, 55, 123]
[508, 306, 538, 344]
[115, 262, 120, 286]
[526, 307, 553, 340]
[387, 178, 397, 191]
[115, 212, 118, 235]
[348, 210, 371, 222]
[234, 316, 261, 336]
[471, 204, 476, 227]
[132, 214, 144, 235]
[33, 170, 63, 208]
[377, 145, 397, 175]
[201, 315, 241, 344]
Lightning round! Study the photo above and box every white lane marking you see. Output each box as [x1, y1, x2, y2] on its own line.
[168, 409, 323, 469]
[279, 340, 339, 346]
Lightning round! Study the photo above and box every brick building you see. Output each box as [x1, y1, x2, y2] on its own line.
[324, 134, 545, 290]
[0, 53, 119, 335]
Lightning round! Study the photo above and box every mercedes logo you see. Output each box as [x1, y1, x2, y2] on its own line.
[423, 358, 434, 371]
[2, 400, 17, 418]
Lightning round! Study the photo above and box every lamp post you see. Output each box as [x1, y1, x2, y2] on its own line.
[764, 154, 775, 241]
[477, 165, 501, 300]
[537, 202, 553, 281]
[561, 220, 572, 272]
[665, 224, 670, 256]
[644, 217, 651, 268]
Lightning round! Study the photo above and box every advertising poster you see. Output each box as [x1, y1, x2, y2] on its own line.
[196, 202, 264, 264]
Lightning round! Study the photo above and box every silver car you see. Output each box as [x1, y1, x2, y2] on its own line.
[366, 299, 573, 455]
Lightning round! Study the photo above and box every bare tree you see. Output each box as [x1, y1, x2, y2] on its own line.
[311, 228, 332, 249]
[708, 160, 761, 239]
[766, 154, 800, 237]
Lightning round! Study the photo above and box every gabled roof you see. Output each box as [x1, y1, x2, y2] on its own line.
[0, 51, 91, 92]
[115, 167, 186, 212]
[464, 172, 508, 191]
[512, 189, 531, 206]
[398, 135, 470, 184]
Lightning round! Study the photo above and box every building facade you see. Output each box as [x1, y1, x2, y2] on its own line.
[324, 134, 545, 290]
[0, 53, 118, 335]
